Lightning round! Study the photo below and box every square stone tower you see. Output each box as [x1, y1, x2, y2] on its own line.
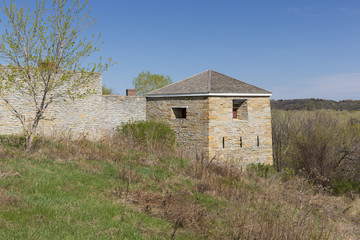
[146, 70, 273, 167]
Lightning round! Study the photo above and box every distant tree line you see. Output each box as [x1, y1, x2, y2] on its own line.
[271, 99, 360, 111]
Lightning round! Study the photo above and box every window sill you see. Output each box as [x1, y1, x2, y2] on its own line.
[232, 118, 248, 121]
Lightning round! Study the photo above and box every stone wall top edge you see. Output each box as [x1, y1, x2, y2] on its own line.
[102, 95, 145, 99]
[0, 65, 102, 76]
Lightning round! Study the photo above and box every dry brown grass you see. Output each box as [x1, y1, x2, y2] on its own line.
[185, 154, 360, 239]
[0, 131, 360, 239]
[106, 145, 360, 239]
[0, 187, 20, 207]
[272, 110, 360, 186]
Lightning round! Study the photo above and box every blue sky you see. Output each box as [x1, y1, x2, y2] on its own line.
[2, 0, 360, 100]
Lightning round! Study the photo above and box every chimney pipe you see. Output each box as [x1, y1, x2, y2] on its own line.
[126, 89, 137, 96]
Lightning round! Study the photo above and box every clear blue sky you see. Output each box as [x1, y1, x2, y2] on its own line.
[3, 0, 360, 100]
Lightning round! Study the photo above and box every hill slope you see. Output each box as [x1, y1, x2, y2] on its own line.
[0, 135, 359, 239]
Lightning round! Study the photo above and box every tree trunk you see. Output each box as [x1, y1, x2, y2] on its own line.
[25, 116, 41, 150]
[26, 133, 35, 150]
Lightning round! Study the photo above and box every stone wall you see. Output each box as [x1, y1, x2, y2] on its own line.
[0, 71, 146, 138]
[208, 96, 273, 166]
[100, 95, 146, 135]
[146, 97, 209, 156]
[147, 96, 273, 166]
[0, 66, 272, 166]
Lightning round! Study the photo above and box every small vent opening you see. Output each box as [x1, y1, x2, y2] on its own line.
[172, 107, 187, 119]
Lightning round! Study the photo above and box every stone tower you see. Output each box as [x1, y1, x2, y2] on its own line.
[146, 70, 273, 166]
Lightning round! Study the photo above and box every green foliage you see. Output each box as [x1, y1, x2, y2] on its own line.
[120, 120, 176, 149]
[282, 167, 295, 181]
[0, 135, 26, 149]
[332, 179, 360, 195]
[247, 163, 276, 178]
[102, 85, 114, 95]
[0, 0, 114, 149]
[133, 70, 172, 96]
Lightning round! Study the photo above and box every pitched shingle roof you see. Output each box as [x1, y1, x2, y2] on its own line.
[146, 70, 271, 97]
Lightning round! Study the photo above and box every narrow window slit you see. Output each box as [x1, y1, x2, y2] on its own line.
[240, 136, 242, 148]
[222, 137, 225, 148]
[257, 136, 260, 147]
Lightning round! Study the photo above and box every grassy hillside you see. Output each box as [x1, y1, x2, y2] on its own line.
[0, 126, 359, 239]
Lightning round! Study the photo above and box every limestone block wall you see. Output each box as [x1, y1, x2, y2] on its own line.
[146, 96, 273, 166]
[0, 71, 146, 138]
[146, 97, 209, 155]
[100, 95, 146, 134]
[208, 96, 273, 166]
[39, 95, 104, 138]
[0, 66, 272, 166]
[0, 89, 34, 135]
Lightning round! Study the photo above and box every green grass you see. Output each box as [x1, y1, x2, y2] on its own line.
[0, 157, 197, 239]
[0, 131, 359, 239]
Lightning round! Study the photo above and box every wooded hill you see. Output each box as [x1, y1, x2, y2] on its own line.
[271, 99, 360, 111]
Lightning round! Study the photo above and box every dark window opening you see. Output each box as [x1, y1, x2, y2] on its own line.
[222, 137, 225, 148]
[172, 107, 187, 119]
[240, 137, 242, 148]
[257, 136, 260, 147]
[233, 100, 248, 120]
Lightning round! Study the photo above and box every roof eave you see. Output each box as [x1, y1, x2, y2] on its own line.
[146, 93, 272, 98]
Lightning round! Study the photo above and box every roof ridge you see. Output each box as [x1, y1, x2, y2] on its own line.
[146, 70, 210, 96]
[212, 71, 271, 93]
[146, 71, 203, 95]
[147, 70, 272, 96]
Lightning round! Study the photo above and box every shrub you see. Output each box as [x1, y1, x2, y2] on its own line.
[247, 163, 276, 178]
[332, 179, 360, 195]
[0, 135, 26, 149]
[119, 120, 176, 150]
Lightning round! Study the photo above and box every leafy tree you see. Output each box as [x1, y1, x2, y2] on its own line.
[0, 0, 113, 149]
[102, 85, 114, 95]
[133, 70, 172, 96]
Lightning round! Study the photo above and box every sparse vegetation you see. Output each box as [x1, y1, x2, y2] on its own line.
[0, 120, 359, 239]
[272, 109, 360, 194]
